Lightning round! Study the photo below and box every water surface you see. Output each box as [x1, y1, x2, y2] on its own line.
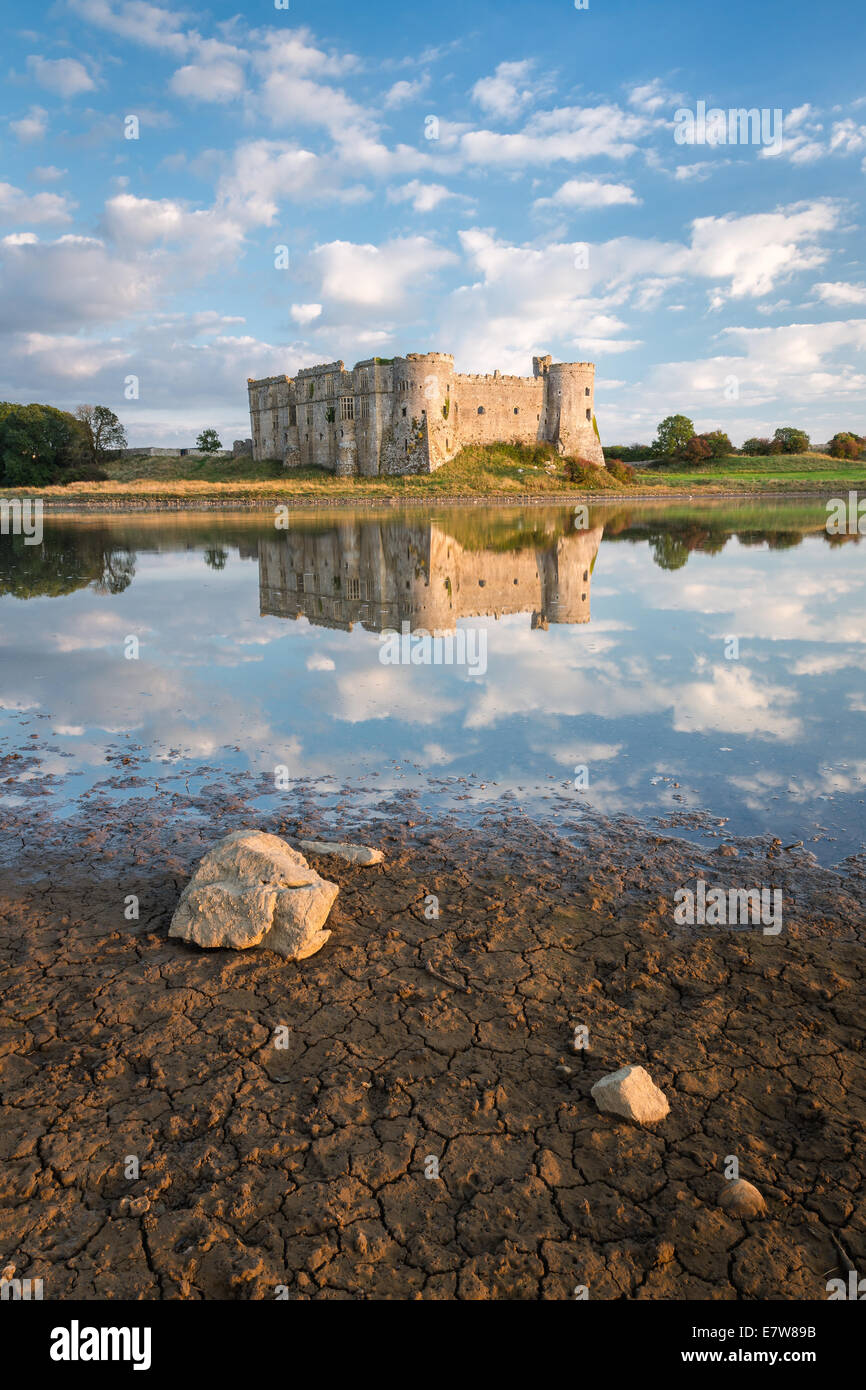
[1, 499, 864, 864]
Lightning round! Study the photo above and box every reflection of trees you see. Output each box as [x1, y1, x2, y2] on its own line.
[204, 545, 229, 571]
[0, 528, 136, 598]
[649, 532, 691, 570]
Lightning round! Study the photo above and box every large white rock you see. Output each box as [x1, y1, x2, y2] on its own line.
[169, 830, 339, 961]
[299, 840, 384, 866]
[591, 1065, 670, 1125]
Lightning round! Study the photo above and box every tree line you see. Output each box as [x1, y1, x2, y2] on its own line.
[606, 416, 864, 464]
[0, 402, 225, 487]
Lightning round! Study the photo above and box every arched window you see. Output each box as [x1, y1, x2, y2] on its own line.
[477, 406, 485, 415]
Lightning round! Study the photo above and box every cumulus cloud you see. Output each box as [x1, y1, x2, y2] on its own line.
[27, 55, 96, 97]
[307, 235, 457, 309]
[0, 182, 74, 225]
[534, 177, 640, 210]
[387, 180, 466, 213]
[9, 106, 48, 141]
[384, 77, 430, 108]
[471, 60, 538, 119]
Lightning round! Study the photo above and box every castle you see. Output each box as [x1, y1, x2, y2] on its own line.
[247, 352, 604, 475]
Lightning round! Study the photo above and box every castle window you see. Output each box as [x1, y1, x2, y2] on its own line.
[402, 406, 407, 417]
[289, 405, 297, 425]
[584, 570, 589, 582]
[346, 577, 361, 601]
[585, 387, 590, 396]
[360, 395, 370, 420]
[514, 407, 520, 415]
[340, 396, 354, 421]
[586, 409, 591, 421]
[477, 406, 485, 415]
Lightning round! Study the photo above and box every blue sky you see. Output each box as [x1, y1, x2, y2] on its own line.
[1, 0, 864, 447]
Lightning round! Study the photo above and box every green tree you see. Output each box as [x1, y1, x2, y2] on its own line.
[653, 414, 695, 458]
[828, 431, 862, 460]
[773, 426, 810, 454]
[700, 429, 733, 458]
[0, 402, 89, 486]
[75, 404, 127, 465]
[196, 428, 222, 454]
[741, 436, 772, 456]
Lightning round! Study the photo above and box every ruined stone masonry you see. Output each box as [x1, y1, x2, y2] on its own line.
[247, 352, 604, 475]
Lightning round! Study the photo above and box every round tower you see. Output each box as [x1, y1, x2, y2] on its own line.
[393, 353, 455, 474]
[544, 362, 604, 466]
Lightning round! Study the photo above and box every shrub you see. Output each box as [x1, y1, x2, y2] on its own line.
[682, 435, 713, 463]
[565, 457, 608, 485]
[605, 457, 636, 483]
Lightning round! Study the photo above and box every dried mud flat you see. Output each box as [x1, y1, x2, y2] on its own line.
[0, 793, 865, 1301]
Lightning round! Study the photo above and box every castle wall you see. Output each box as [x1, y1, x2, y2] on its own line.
[452, 374, 544, 450]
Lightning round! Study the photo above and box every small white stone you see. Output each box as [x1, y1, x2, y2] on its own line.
[591, 1064, 670, 1125]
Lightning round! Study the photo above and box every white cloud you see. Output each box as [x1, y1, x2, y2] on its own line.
[0, 183, 74, 225]
[814, 281, 866, 306]
[471, 60, 537, 119]
[459, 103, 650, 167]
[32, 165, 68, 182]
[308, 235, 457, 309]
[291, 303, 322, 324]
[68, 0, 191, 56]
[628, 78, 683, 114]
[687, 200, 841, 301]
[27, 55, 96, 98]
[384, 77, 430, 108]
[534, 177, 640, 210]
[171, 59, 246, 103]
[10, 106, 48, 141]
[387, 180, 464, 213]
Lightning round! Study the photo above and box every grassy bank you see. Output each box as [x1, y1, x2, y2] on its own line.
[4, 443, 865, 506]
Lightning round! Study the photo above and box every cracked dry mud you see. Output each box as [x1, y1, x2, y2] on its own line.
[0, 800, 864, 1300]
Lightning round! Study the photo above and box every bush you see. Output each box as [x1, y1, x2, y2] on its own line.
[605, 457, 636, 483]
[564, 457, 610, 485]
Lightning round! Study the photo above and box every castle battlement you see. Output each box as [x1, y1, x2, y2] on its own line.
[247, 351, 603, 477]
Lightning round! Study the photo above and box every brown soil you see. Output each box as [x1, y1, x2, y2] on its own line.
[0, 798, 864, 1300]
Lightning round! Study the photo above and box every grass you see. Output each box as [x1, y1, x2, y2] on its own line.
[5, 444, 865, 506]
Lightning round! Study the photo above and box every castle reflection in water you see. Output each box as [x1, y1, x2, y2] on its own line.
[258, 518, 604, 634]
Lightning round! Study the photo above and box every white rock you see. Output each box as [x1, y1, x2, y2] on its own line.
[169, 830, 338, 961]
[298, 840, 384, 866]
[591, 1064, 670, 1125]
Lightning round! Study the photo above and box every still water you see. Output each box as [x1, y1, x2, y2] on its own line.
[1, 499, 864, 863]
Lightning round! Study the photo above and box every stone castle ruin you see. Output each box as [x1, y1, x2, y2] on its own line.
[258, 518, 604, 633]
[247, 353, 604, 475]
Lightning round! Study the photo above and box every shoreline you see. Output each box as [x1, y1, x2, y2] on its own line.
[18, 484, 859, 514]
[1, 789, 863, 1300]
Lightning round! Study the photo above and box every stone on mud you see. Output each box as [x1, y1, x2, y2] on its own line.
[299, 839, 384, 866]
[591, 1064, 670, 1125]
[718, 1178, 766, 1219]
[169, 830, 339, 961]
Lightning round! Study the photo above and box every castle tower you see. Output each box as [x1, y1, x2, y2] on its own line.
[543, 362, 604, 466]
[384, 353, 455, 474]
